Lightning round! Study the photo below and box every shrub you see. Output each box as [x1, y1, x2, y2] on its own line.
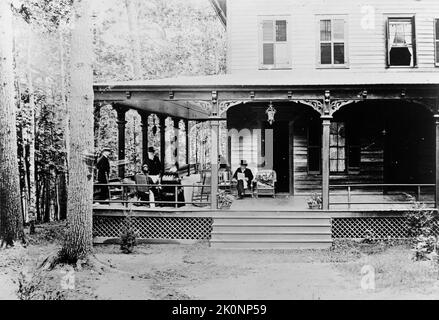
[17, 271, 66, 300]
[307, 193, 322, 209]
[405, 194, 439, 261]
[218, 191, 234, 209]
[120, 213, 138, 254]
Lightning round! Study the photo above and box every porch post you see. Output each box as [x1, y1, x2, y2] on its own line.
[93, 102, 101, 152]
[159, 115, 166, 172]
[321, 115, 332, 210]
[116, 106, 127, 179]
[173, 118, 180, 169]
[435, 114, 439, 208]
[211, 119, 219, 210]
[184, 119, 190, 176]
[210, 94, 219, 210]
[140, 112, 149, 165]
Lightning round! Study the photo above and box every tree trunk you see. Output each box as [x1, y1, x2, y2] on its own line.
[59, 30, 69, 221]
[26, 27, 37, 234]
[59, 0, 94, 263]
[0, 0, 24, 246]
[125, 0, 142, 79]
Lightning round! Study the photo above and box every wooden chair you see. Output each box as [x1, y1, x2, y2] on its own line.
[192, 170, 211, 206]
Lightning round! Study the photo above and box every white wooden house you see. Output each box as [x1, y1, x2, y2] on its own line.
[92, 0, 439, 248]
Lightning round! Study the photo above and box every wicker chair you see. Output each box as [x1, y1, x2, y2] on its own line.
[253, 169, 277, 198]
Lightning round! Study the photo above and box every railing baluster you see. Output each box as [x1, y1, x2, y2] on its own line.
[175, 185, 178, 209]
[347, 186, 351, 210]
[417, 185, 421, 202]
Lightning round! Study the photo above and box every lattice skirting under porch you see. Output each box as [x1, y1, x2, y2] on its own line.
[332, 217, 410, 239]
[93, 216, 213, 240]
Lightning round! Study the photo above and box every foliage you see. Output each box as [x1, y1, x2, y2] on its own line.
[218, 190, 234, 209]
[120, 213, 139, 254]
[307, 193, 322, 209]
[405, 194, 439, 261]
[10, 0, 226, 225]
[17, 270, 66, 300]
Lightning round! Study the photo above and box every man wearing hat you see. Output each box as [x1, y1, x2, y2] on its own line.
[232, 160, 254, 199]
[144, 147, 162, 183]
[95, 148, 111, 201]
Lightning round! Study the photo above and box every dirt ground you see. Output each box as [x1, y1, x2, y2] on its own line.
[1, 224, 439, 300]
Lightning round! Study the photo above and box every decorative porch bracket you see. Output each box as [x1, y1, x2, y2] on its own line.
[219, 100, 246, 117]
[292, 99, 358, 117]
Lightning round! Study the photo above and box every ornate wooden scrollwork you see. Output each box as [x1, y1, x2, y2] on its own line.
[292, 100, 324, 115]
[328, 100, 358, 116]
[219, 101, 245, 116]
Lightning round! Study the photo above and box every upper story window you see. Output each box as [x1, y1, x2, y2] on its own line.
[258, 16, 291, 69]
[386, 17, 416, 67]
[317, 16, 348, 68]
[435, 19, 439, 66]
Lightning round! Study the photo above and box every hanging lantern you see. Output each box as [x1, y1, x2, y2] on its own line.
[266, 101, 277, 125]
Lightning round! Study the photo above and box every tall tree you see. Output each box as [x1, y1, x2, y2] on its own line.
[0, 0, 24, 247]
[59, 0, 94, 262]
[125, 0, 142, 79]
[26, 26, 37, 233]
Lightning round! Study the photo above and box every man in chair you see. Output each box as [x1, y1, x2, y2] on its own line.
[134, 164, 156, 207]
[232, 160, 254, 199]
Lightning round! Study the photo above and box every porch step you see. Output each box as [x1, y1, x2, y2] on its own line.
[211, 214, 332, 249]
[212, 232, 331, 241]
[213, 224, 331, 233]
[210, 240, 333, 250]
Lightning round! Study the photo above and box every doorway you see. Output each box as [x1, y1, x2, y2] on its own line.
[273, 121, 290, 193]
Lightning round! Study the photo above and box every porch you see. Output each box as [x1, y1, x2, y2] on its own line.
[93, 72, 439, 248]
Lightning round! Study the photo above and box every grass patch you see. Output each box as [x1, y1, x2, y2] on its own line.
[334, 241, 439, 292]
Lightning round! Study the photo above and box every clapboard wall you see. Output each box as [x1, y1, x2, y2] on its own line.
[227, 0, 439, 74]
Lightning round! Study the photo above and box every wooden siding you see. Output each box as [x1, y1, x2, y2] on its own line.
[228, 0, 439, 76]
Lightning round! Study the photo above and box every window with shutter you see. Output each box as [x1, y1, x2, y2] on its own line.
[317, 16, 348, 68]
[259, 16, 291, 69]
[435, 19, 439, 66]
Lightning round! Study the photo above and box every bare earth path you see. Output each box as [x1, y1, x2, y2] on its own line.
[90, 243, 439, 300]
[2, 238, 439, 300]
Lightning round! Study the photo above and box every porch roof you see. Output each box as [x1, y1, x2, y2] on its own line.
[94, 71, 439, 119]
[95, 70, 439, 88]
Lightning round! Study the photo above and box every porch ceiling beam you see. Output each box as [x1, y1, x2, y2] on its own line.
[108, 100, 210, 120]
[94, 86, 439, 103]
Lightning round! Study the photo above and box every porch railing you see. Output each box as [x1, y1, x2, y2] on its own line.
[329, 183, 436, 209]
[94, 183, 212, 208]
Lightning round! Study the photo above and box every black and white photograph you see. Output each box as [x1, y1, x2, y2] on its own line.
[1, 0, 439, 305]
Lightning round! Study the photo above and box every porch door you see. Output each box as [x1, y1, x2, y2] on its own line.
[273, 121, 290, 193]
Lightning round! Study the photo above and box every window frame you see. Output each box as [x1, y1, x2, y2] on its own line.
[329, 122, 347, 174]
[435, 18, 439, 67]
[385, 15, 417, 68]
[316, 14, 349, 69]
[258, 15, 292, 70]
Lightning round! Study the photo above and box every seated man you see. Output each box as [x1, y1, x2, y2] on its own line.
[232, 160, 254, 199]
[134, 164, 156, 207]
